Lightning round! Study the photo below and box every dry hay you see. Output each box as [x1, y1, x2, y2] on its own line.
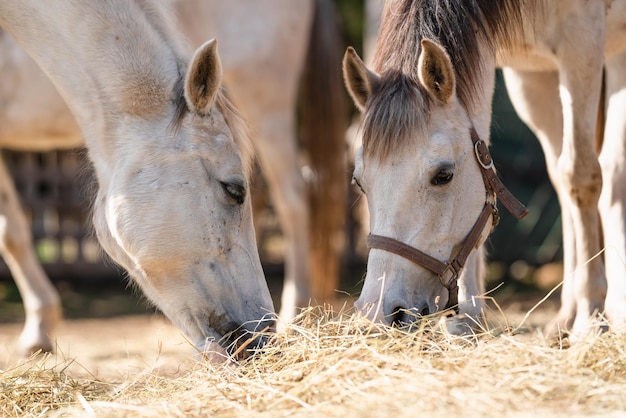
[2, 305, 626, 418]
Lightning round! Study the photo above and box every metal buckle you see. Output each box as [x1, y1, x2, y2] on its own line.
[474, 139, 494, 170]
[439, 263, 459, 289]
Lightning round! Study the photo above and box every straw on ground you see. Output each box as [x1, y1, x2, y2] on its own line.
[2, 305, 625, 417]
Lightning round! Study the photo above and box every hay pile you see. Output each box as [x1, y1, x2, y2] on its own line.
[2, 306, 625, 417]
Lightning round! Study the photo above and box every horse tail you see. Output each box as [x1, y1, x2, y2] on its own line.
[299, 0, 348, 304]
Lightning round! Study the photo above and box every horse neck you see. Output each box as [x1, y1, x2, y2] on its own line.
[0, 0, 188, 178]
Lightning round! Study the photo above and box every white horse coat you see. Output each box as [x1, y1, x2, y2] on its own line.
[0, 0, 276, 358]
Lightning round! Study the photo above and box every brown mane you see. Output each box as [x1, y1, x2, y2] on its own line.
[362, 0, 535, 160]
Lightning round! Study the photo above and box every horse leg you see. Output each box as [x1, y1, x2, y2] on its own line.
[502, 68, 580, 334]
[599, 50, 626, 330]
[555, 39, 608, 338]
[0, 157, 62, 354]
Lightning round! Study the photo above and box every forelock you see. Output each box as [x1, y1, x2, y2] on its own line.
[362, 70, 432, 160]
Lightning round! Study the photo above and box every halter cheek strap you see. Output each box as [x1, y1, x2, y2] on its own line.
[471, 128, 528, 219]
[367, 126, 528, 313]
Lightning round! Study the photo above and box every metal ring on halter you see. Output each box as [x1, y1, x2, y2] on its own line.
[474, 139, 494, 170]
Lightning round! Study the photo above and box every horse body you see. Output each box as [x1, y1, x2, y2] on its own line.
[0, 33, 81, 150]
[0, 0, 274, 356]
[346, 0, 626, 336]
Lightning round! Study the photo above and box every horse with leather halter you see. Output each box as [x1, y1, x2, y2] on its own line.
[344, 0, 626, 338]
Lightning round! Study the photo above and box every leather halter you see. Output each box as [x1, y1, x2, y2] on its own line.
[367, 126, 528, 313]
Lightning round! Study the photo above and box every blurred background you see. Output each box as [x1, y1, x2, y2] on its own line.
[0, 0, 560, 320]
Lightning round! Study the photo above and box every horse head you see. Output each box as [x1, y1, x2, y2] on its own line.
[91, 40, 275, 356]
[344, 39, 497, 329]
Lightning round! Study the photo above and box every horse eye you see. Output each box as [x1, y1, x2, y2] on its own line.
[431, 170, 454, 186]
[352, 176, 365, 194]
[221, 181, 245, 205]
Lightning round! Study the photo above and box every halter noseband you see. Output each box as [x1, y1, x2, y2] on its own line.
[367, 127, 528, 313]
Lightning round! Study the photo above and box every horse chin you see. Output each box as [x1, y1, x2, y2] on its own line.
[437, 313, 480, 336]
[199, 338, 231, 364]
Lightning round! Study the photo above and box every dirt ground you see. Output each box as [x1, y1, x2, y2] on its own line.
[0, 314, 199, 380]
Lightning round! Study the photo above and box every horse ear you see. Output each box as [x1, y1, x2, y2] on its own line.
[185, 39, 223, 114]
[343, 46, 380, 111]
[418, 38, 456, 104]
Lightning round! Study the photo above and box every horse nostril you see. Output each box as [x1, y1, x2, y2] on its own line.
[390, 306, 419, 327]
[390, 305, 430, 328]
[237, 316, 276, 355]
[390, 306, 407, 327]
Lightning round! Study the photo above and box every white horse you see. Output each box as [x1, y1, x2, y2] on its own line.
[1, 0, 346, 356]
[344, 0, 626, 337]
[0, 0, 276, 358]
